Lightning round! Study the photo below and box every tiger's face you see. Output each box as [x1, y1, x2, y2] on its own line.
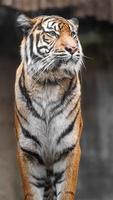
[17, 15, 83, 79]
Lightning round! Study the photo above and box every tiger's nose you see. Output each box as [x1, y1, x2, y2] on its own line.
[65, 45, 77, 55]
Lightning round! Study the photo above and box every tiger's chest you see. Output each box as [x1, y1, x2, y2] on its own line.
[18, 80, 80, 165]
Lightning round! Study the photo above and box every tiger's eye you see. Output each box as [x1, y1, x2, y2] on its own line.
[48, 31, 58, 37]
[71, 31, 77, 38]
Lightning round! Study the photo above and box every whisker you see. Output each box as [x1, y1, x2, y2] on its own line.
[82, 55, 94, 61]
[32, 57, 55, 83]
[31, 56, 52, 76]
[81, 59, 86, 69]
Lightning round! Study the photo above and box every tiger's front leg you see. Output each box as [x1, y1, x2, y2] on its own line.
[15, 115, 46, 200]
[17, 147, 48, 200]
[53, 142, 81, 200]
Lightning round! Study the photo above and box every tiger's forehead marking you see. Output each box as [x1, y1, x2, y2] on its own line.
[41, 16, 72, 32]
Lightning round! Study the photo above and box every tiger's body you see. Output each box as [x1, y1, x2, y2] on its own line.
[15, 15, 83, 200]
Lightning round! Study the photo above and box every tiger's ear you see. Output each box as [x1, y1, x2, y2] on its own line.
[68, 17, 79, 31]
[17, 14, 34, 35]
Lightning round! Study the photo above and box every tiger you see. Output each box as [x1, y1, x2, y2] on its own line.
[15, 14, 83, 200]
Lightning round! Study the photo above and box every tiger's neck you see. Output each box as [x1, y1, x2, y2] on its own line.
[21, 63, 81, 105]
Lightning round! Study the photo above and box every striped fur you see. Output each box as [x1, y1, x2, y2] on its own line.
[15, 15, 83, 200]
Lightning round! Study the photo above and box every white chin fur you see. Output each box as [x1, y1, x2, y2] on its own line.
[60, 56, 83, 74]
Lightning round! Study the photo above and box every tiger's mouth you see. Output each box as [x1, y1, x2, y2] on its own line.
[54, 54, 80, 67]
[28, 52, 82, 82]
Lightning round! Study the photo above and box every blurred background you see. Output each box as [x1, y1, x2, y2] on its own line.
[0, 1, 113, 200]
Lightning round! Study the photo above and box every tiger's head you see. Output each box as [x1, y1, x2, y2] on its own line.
[17, 14, 83, 80]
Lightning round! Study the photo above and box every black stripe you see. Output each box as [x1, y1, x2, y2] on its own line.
[64, 69, 75, 76]
[58, 22, 64, 30]
[57, 109, 80, 144]
[31, 175, 47, 189]
[54, 171, 64, 185]
[32, 21, 42, 32]
[48, 79, 77, 124]
[51, 21, 56, 26]
[67, 96, 80, 118]
[57, 191, 62, 197]
[57, 120, 75, 145]
[42, 34, 50, 44]
[48, 106, 66, 124]
[15, 104, 28, 123]
[29, 34, 33, 58]
[32, 54, 41, 63]
[32, 34, 42, 62]
[37, 76, 67, 86]
[19, 69, 45, 121]
[43, 17, 52, 22]
[53, 189, 57, 198]
[32, 175, 45, 182]
[36, 33, 40, 48]
[25, 44, 28, 63]
[48, 99, 73, 124]
[38, 44, 53, 56]
[29, 34, 41, 62]
[31, 182, 45, 188]
[61, 78, 76, 103]
[15, 111, 39, 145]
[20, 122, 41, 147]
[54, 144, 76, 163]
[57, 189, 74, 197]
[32, 99, 43, 109]
[47, 169, 53, 177]
[44, 182, 51, 193]
[20, 147, 44, 165]
[47, 79, 58, 85]
[56, 179, 64, 184]
[50, 78, 76, 114]
[44, 78, 59, 86]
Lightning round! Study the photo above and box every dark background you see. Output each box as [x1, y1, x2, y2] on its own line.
[0, 4, 113, 200]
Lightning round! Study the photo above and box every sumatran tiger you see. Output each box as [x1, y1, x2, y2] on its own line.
[15, 14, 83, 200]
